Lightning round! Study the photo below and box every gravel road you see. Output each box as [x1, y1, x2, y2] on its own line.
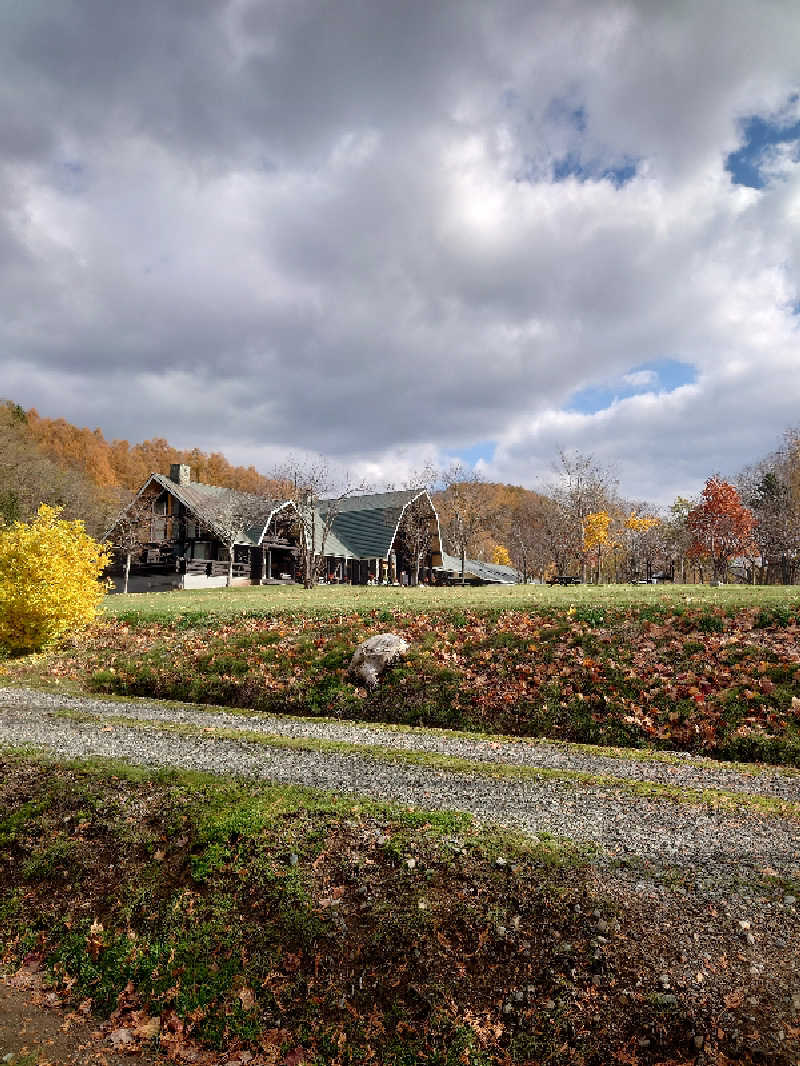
[3, 686, 797, 799]
[2, 686, 799, 878]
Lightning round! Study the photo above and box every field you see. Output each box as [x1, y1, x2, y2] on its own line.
[103, 580, 800, 622]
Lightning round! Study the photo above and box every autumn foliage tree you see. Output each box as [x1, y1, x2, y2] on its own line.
[687, 477, 756, 582]
[582, 510, 612, 583]
[0, 505, 111, 651]
[491, 544, 512, 566]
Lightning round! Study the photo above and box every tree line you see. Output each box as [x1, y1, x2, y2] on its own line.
[2, 400, 799, 584]
[0, 402, 289, 536]
[434, 435, 800, 585]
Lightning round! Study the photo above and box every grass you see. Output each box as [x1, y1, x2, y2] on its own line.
[0, 753, 616, 1064]
[102, 581, 800, 623]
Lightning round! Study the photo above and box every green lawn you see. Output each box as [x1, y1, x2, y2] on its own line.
[103, 580, 800, 622]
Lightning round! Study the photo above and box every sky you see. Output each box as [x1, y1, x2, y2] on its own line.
[1, 0, 799, 506]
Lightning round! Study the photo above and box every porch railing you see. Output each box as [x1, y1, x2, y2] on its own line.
[185, 560, 249, 578]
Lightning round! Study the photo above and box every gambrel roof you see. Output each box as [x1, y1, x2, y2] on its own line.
[118, 476, 439, 560]
[317, 488, 433, 560]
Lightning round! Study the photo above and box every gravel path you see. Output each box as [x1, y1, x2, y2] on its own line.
[2, 687, 800, 879]
[2, 686, 799, 800]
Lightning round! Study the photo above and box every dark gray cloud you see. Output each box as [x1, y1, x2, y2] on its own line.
[1, 0, 799, 502]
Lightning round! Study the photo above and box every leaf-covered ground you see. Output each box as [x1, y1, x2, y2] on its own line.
[5, 602, 800, 765]
[2, 756, 798, 1065]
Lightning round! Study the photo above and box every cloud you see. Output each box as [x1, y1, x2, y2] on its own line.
[0, 0, 799, 502]
[622, 370, 659, 389]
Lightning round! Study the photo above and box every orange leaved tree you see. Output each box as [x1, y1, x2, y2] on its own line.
[687, 477, 756, 583]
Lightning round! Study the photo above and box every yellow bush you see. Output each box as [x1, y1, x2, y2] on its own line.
[0, 505, 111, 651]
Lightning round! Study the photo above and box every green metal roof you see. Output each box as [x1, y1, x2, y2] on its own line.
[317, 489, 431, 560]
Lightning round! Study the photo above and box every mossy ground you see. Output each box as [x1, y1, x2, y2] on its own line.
[2, 753, 777, 1065]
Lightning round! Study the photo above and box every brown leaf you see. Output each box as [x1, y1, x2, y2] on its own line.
[238, 986, 256, 1011]
[134, 1015, 161, 1039]
[723, 988, 744, 1009]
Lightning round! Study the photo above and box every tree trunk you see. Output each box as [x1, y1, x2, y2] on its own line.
[227, 549, 234, 587]
[123, 551, 131, 595]
[460, 546, 466, 586]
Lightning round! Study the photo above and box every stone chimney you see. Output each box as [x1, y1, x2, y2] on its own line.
[170, 463, 191, 486]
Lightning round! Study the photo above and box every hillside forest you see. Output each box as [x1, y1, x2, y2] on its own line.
[1, 400, 799, 584]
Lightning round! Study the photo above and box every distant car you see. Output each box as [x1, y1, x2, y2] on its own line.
[546, 575, 581, 586]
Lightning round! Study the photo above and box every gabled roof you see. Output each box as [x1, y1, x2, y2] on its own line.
[146, 473, 288, 547]
[124, 476, 440, 560]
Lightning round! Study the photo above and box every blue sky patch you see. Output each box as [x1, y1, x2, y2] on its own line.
[545, 96, 587, 133]
[448, 440, 496, 468]
[726, 103, 800, 188]
[552, 153, 638, 187]
[566, 359, 696, 415]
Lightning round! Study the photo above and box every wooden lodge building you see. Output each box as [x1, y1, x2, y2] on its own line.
[109, 464, 453, 593]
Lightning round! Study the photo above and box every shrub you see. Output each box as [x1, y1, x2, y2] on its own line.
[0, 505, 111, 651]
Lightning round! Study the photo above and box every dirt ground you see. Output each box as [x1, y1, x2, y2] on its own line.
[0, 976, 165, 1066]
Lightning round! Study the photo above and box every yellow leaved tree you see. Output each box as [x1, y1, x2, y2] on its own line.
[624, 511, 660, 535]
[583, 510, 612, 582]
[0, 505, 111, 652]
[491, 544, 513, 566]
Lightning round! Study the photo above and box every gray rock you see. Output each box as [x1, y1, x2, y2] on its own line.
[348, 633, 410, 689]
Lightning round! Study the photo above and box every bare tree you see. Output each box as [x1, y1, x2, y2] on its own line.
[105, 492, 153, 594]
[549, 450, 617, 582]
[508, 495, 544, 583]
[274, 460, 363, 588]
[739, 433, 800, 584]
[392, 466, 439, 586]
[439, 464, 490, 585]
[208, 489, 272, 587]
